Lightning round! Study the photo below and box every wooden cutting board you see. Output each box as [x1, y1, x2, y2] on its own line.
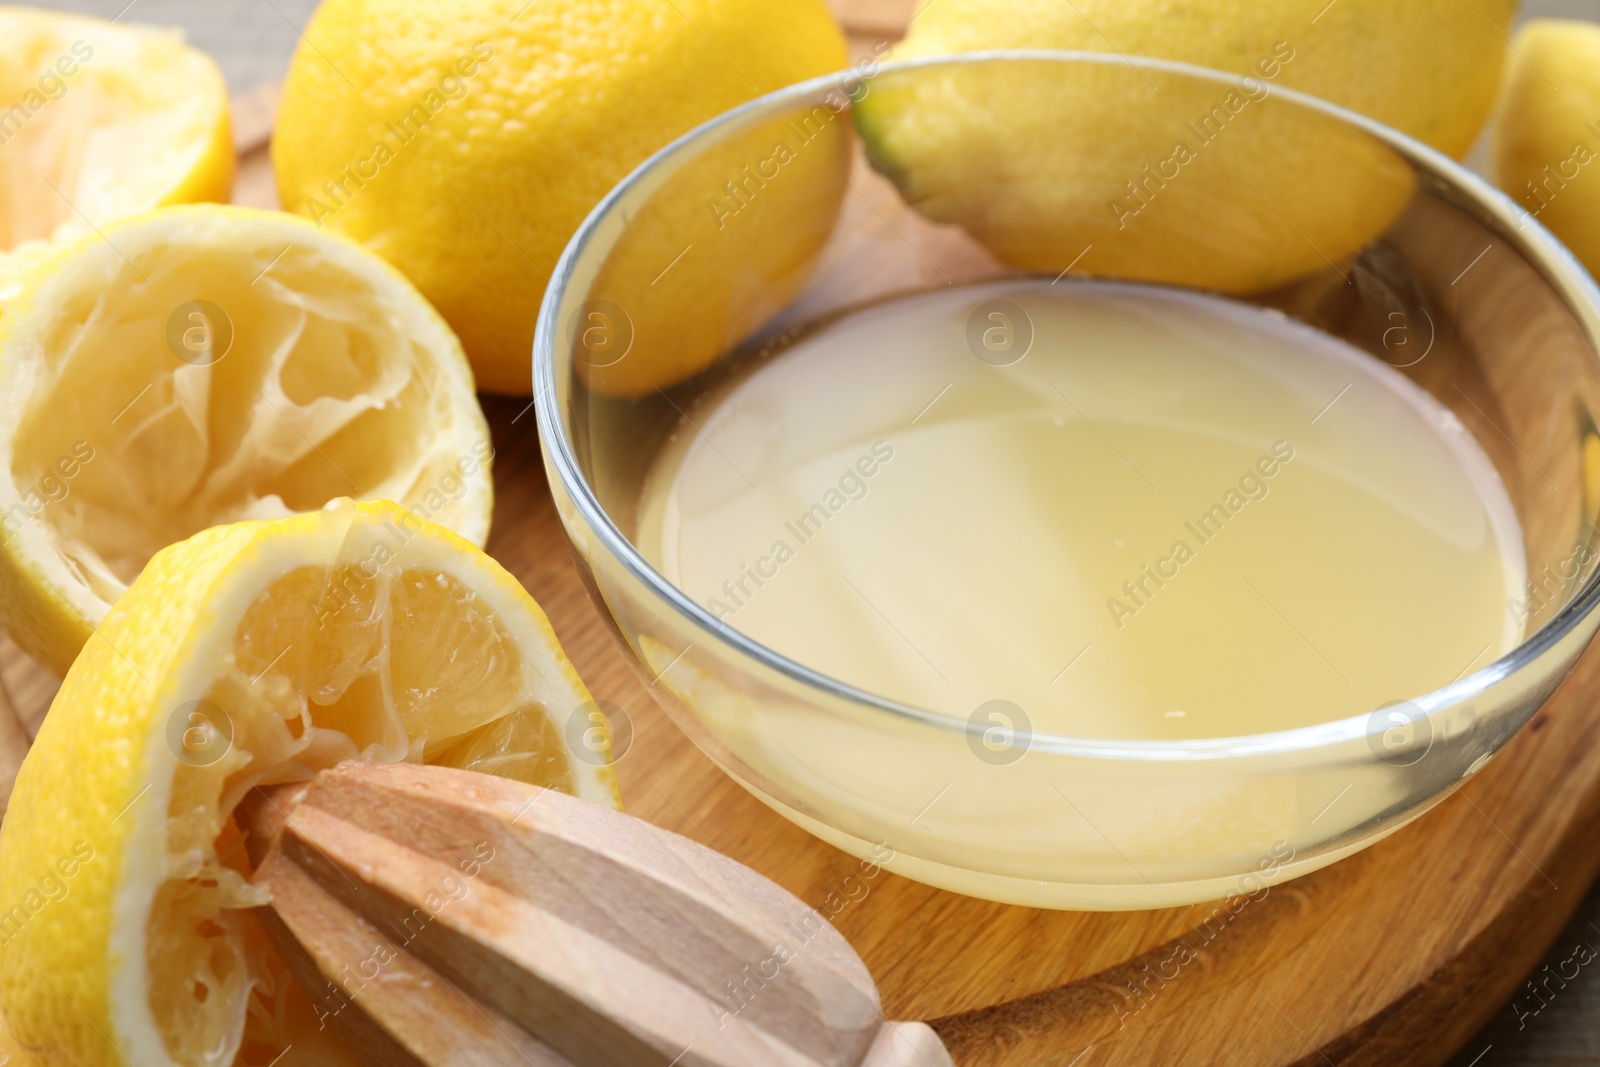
[1, 7, 1597, 1065]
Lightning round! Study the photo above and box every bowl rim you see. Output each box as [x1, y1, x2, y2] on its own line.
[534, 49, 1600, 762]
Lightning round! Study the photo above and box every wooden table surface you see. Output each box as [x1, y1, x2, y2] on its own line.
[20, 0, 1600, 1063]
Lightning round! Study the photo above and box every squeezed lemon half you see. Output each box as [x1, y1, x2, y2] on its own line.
[0, 205, 492, 676]
[0, 6, 232, 253]
[0, 498, 619, 1067]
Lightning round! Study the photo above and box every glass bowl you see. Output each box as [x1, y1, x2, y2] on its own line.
[534, 52, 1600, 909]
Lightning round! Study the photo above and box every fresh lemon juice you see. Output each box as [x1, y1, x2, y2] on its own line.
[637, 280, 1524, 741]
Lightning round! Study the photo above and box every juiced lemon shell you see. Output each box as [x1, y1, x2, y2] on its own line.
[0, 204, 492, 676]
[0, 499, 618, 1067]
[0, 5, 233, 252]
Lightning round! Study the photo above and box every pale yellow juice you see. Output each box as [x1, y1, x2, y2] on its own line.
[637, 280, 1524, 741]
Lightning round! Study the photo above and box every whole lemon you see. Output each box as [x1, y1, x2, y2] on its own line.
[855, 0, 1513, 294]
[1491, 20, 1600, 274]
[892, 0, 1515, 157]
[273, 0, 848, 396]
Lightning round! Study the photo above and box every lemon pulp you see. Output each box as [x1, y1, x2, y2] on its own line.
[152, 558, 574, 1064]
[0, 206, 490, 675]
[0, 501, 614, 1067]
[0, 8, 231, 251]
